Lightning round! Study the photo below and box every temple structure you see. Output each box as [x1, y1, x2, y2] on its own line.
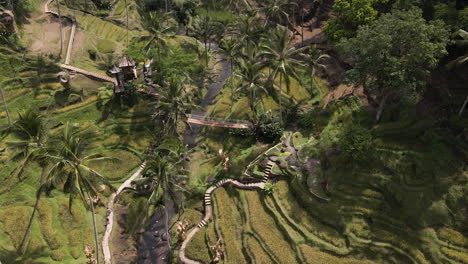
[110, 56, 137, 93]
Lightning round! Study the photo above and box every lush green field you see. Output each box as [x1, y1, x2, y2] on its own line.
[183, 96, 468, 264]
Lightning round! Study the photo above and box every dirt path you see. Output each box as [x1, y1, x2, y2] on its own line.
[102, 162, 146, 264]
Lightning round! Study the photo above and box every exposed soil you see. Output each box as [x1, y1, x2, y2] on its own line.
[322, 84, 369, 109]
[25, 15, 72, 55]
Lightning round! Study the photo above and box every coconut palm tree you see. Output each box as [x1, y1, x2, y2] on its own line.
[41, 123, 115, 264]
[260, 0, 296, 28]
[4, 110, 49, 253]
[0, 85, 10, 125]
[189, 15, 223, 66]
[56, 0, 63, 58]
[133, 136, 187, 256]
[1, 110, 48, 180]
[152, 74, 198, 136]
[260, 26, 306, 123]
[235, 59, 268, 116]
[301, 47, 329, 95]
[144, 12, 175, 62]
[217, 38, 241, 105]
[124, 0, 129, 48]
[235, 13, 264, 57]
[449, 29, 468, 67]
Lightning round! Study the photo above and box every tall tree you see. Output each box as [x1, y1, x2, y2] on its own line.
[217, 38, 241, 105]
[235, 13, 264, 57]
[449, 29, 468, 67]
[324, 0, 379, 42]
[260, 0, 296, 28]
[56, 0, 63, 58]
[301, 47, 329, 95]
[189, 15, 223, 66]
[2, 110, 48, 180]
[144, 12, 175, 62]
[152, 74, 198, 136]
[235, 59, 268, 115]
[125, 0, 129, 48]
[42, 123, 114, 264]
[260, 27, 306, 123]
[337, 8, 449, 123]
[3, 110, 49, 253]
[0, 85, 11, 125]
[133, 136, 187, 256]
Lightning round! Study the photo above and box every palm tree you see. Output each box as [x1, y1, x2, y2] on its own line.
[4, 110, 49, 253]
[0, 85, 11, 125]
[41, 123, 115, 264]
[235, 59, 268, 116]
[217, 38, 241, 105]
[144, 12, 175, 62]
[152, 74, 198, 136]
[189, 15, 223, 66]
[2, 110, 48, 180]
[260, 0, 296, 28]
[56, 0, 63, 58]
[301, 47, 329, 95]
[450, 29, 468, 66]
[124, 0, 129, 48]
[133, 136, 187, 257]
[235, 13, 264, 57]
[260, 26, 306, 123]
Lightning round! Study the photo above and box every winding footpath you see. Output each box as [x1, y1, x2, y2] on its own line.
[179, 158, 276, 264]
[102, 162, 146, 264]
[44, 0, 117, 84]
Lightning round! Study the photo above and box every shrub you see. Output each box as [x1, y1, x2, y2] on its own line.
[252, 111, 283, 143]
[337, 123, 372, 161]
[87, 49, 97, 60]
[50, 249, 64, 261]
[263, 183, 275, 195]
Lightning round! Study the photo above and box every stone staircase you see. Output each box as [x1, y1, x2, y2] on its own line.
[263, 159, 275, 183]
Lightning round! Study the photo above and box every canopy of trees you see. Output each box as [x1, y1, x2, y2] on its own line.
[338, 8, 450, 122]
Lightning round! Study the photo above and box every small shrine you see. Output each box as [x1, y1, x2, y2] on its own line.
[110, 56, 137, 93]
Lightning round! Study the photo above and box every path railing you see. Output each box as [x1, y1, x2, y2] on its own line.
[187, 114, 251, 129]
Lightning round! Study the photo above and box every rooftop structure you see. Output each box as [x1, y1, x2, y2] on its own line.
[110, 56, 137, 93]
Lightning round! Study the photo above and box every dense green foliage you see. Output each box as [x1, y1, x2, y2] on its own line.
[0, 0, 467, 263]
[338, 8, 449, 122]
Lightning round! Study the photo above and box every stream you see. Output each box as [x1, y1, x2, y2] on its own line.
[137, 42, 231, 264]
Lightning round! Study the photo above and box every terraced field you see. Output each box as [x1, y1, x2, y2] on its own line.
[183, 101, 467, 264]
[0, 10, 152, 260]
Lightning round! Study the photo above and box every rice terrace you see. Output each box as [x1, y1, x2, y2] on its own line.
[0, 0, 467, 263]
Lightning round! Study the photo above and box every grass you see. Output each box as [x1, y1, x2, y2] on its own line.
[299, 244, 374, 264]
[244, 191, 297, 263]
[97, 39, 117, 54]
[244, 234, 274, 263]
[213, 188, 246, 263]
[437, 227, 467, 247]
[0, 59, 150, 263]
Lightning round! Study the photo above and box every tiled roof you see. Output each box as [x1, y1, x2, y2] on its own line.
[118, 56, 135, 68]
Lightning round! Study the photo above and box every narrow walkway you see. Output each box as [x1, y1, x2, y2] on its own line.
[60, 64, 117, 84]
[44, 0, 75, 65]
[179, 157, 276, 264]
[45, 0, 117, 85]
[187, 115, 250, 129]
[102, 162, 146, 264]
